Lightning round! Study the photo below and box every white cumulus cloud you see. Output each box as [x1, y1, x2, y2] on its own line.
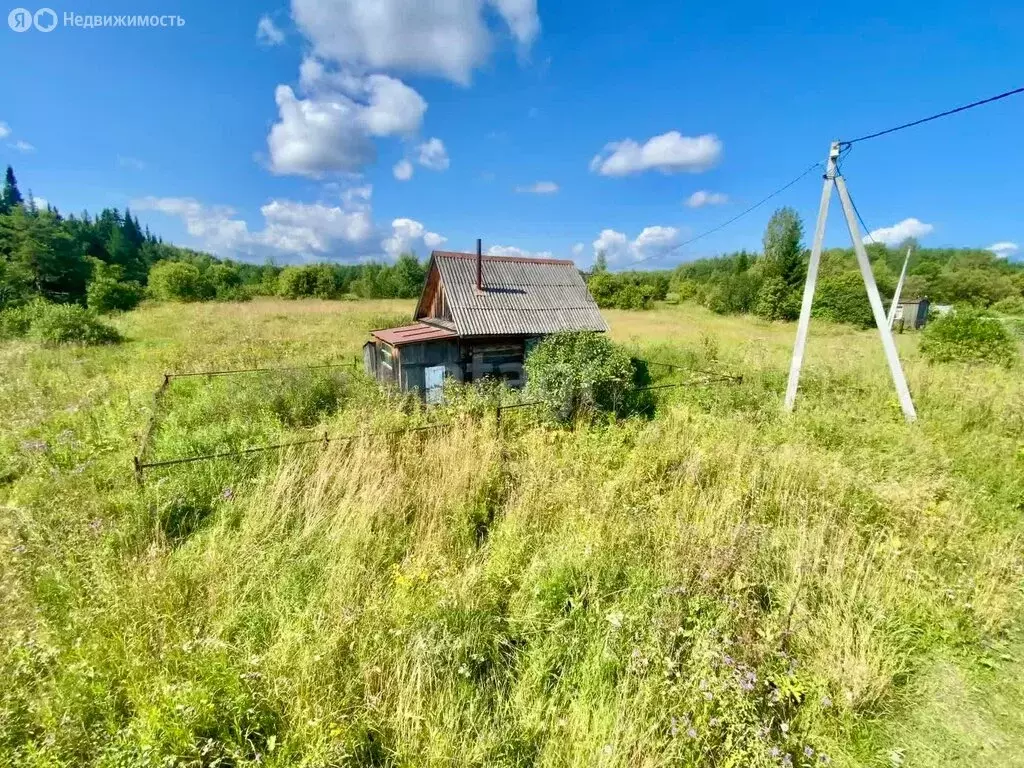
[257, 198, 374, 253]
[12, 140, 34, 153]
[685, 190, 728, 207]
[571, 242, 584, 257]
[267, 85, 376, 177]
[133, 184, 434, 263]
[0, 122, 10, 139]
[590, 131, 722, 177]
[416, 137, 450, 170]
[987, 241, 1019, 259]
[257, 15, 285, 45]
[383, 218, 447, 258]
[290, 0, 539, 85]
[486, 245, 555, 259]
[515, 180, 558, 194]
[267, 69, 428, 177]
[592, 226, 681, 264]
[134, 197, 251, 253]
[358, 75, 428, 136]
[393, 158, 413, 181]
[863, 217, 933, 246]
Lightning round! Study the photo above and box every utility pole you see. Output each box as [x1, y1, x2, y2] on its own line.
[887, 246, 912, 329]
[784, 141, 917, 422]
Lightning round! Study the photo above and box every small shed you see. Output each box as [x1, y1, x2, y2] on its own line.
[893, 297, 931, 331]
[364, 241, 607, 401]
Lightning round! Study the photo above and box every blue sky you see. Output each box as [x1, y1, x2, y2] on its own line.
[2, 0, 1022, 267]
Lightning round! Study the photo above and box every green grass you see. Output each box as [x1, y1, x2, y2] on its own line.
[1, 297, 1023, 767]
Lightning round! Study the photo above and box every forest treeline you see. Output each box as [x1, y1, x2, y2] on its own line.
[587, 208, 1024, 324]
[2, 164, 1022, 326]
[0, 166, 429, 314]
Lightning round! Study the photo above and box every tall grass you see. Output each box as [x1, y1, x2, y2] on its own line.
[1, 298, 1023, 766]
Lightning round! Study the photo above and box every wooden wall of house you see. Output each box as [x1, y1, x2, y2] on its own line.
[368, 335, 544, 395]
[461, 337, 533, 388]
[362, 341, 379, 379]
[363, 340, 399, 385]
[397, 340, 462, 392]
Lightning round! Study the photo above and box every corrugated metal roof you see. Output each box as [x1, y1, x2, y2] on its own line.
[419, 251, 607, 337]
[371, 322, 458, 346]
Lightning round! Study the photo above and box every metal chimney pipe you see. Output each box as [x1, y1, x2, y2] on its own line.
[476, 238, 483, 291]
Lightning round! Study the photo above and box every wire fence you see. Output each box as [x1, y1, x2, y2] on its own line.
[133, 360, 362, 482]
[132, 368, 743, 482]
[164, 360, 359, 380]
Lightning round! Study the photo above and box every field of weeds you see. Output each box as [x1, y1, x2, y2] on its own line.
[2, 298, 1023, 767]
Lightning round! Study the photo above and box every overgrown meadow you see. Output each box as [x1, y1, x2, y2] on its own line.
[2, 298, 1023, 767]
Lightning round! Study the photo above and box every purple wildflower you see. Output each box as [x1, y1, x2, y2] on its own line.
[770, 746, 781, 758]
[740, 669, 757, 692]
[686, 727, 697, 739]
[221, 487, 234, 501]
[804, 746, 814, 758]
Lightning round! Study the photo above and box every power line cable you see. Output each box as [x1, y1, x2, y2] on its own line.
[846, 183, 876, 244]
[629, 160, 824, 267]
[840, 85, 1024, 146]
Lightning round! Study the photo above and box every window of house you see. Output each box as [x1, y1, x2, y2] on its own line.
[476, 345, 524, 383]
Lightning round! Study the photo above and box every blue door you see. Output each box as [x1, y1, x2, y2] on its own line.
[424, 365, 445, 404]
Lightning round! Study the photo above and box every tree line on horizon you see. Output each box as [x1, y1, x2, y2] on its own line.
[2, 164, 1022, 325]
[0, 165, 429, 312]
[586, 208, 1024, 324]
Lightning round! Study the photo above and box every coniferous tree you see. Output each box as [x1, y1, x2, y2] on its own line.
[2, 166, 24, 212]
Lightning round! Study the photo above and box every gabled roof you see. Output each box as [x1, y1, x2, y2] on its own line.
[414, 251, 607, 337]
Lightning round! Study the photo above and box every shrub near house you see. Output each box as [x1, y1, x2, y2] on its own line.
[920, 307, 1018, 367]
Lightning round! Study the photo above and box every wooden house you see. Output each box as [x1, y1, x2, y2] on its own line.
[363, 241, 607, 401]
[893, 297, 931, 330]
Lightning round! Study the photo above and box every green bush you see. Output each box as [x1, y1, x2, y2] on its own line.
[753, 276, 799, 321]
[0, 301, 37, 339]
[587, 273, 659, 311]
[206, 264, 251, 302]
[277, 266, 317, 299]
[86, 262, 143, 314]
[148, 261, 214, 302]
[0, 299, 121, 345]
[812, 272, 874, 327]
[87, 277, 142, 314]
[525, 331, 643, 420]
[0, 258, 34, 309]
[30, 302, 122, 346]
[704, 273, 758, 315]
[920, 307, 1018, 367]
[991, 295, 1024, 317]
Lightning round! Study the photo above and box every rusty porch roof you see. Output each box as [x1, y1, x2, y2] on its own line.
[370, 322, 459, 347]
